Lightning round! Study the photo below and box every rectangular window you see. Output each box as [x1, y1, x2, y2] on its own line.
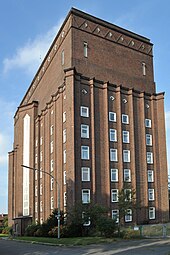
[35, 186, 37, 197]
[111, 169, 118, 182]
[51, 178, 54, 191]
[80, 106, 89, 117]
[35, 138, 38, 147]
[61, 50, 64, 65]
[51, 197, 54, 210]
[110, 129, 117, 142]
[149, 207, 155, 219]
[147, 152, 153, 164]
[148, 189, 155, 201]
[50, 159, 54, 172]
[40, 184, 43, 195]
[145, 119, 151, 128]
[111, 189, 118, 202]
[63, 150, 66, 164]
[148, 170, 154, 182]
[123, 131, 129, 143]
[81, 124, 89, 138]
[35, 154, 38, 164]
[124, 189, 132, 201]
[82, 212, 91, 226]
[124, 169, 131, 182]
[40, 167, 43, 179]
[146, 134, 152, 146]
[50, 141, 53, 154]
[142, 62, 146, 76]
[122, 114, 129, 124]
[40, 151, 43, 162]
[123, 150, 130, 162]
[63, 171, 66, 185]
[40, 137, 43, 145]
[82, 189, 90, 204]
[109, 112, 116, 122]
[84, 42, 88, 57]
[112, 210, 119, 223]
[35, 170, 38, 181]
[63, 112, 66, 123]
[64, 192, 67, 207]
[35, 202, 38, 213]
[81, 146, 89, 160]
[50, 125, 54, 136]
[125, 209, 132, 222]
[63, 129, 66, 143]
[82, 167, 90, 181]
[40, 201, 43, 212]
[110, 149, 118, 161]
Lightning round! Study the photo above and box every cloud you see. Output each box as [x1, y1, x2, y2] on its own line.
[165, 111, 170, 130]
[3, 19, 63, 76]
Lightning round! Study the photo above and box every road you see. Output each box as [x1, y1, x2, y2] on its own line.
[0, 238, 170, 255]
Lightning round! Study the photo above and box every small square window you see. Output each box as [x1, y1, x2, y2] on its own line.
[81, 146, 90, 160]
[109, 112, 116, 122]
[82, 189, 90, 203]
[81, 106, 89, 117]
[81, 125, 89, 138]
[123, 150, 130, 162]
[110, 149, 118, 161]
[147, 152, 153, 164]
[111, 169, 118, 182]
[148, 170, 154, 182]
[110, 129, 117, 142]
[122, 114, 129, 124]
[146, 134, 152, 146]
[145, 119, 151, 128]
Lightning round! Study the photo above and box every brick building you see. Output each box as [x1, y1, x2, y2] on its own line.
[8, 8, 169, 234]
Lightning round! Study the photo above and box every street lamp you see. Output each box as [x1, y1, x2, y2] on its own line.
[21, 164, 61, 239]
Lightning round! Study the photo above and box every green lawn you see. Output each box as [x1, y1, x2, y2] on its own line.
[0, 234, 8, 237]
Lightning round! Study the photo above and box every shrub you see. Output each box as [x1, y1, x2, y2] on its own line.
[97, 217, 117, 238]
[25, 223, 40, 236]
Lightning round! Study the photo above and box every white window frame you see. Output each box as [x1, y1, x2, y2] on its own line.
[142, 62, 146, 76]
[148, 189, 155, 201]
[125, 209, 132, 222]
[35, 154, 38, 164]
[35, 185, 37, 197]
[81, 146, 90, 160]
[124, 169, 131, 182]
[80, 106, 89, 117]
[149, 207, 155, 219]
[109, 112, 116, 122]
[123, 150, 130, 162]
[51, 197, 54, 210]
[146, 134, 152, 146]
[124, 189, 132, 201]
[35, 170, 38, 181]
[110, 129, 117, 142]
[40, 167, 43, 179]
[63, 171, 66, 185]
[84, 42, 88, 57]
[40, 137, 43, 146]
[63, 150, 66, 164]
[111, 169, 118, 182]
[82, 212, 91, 226]
[81, 124, 89, 138]
[81, 167, 90, 181]
[111, 189, 118, 202]
[123, 131, 129, 143]
[63, 129, 66, 143]
[122, 114, 129, 124]
[82, 189, 90, 204]
[64, 192, 67, 207]
[63, 112, 66, 123]
[40, 151, 43, 162]
[112, 210, 119, 223]
[51, 178, 54, 191]
[110, 149, 118, 162]
[145, 119, 151, 128]
[35, 202, 38, 213]
[40, 184, 43, 195]
[147, 152, 153, 164]
[50, 141, 53, 154]
[50, 125, 54, 136]
[61, 50, 64, 65]
[148, 170, 154, 182]
[50, 159, 54, 172]
[40, 201, 43, 212]
[35, 138, 38, 147]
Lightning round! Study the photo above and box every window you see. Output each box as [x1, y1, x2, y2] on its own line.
[35, 186, 37, 197]
[84, 42, 88, 57]
[110, 129, 117, 142]
[125, 209, 132, 222]
[111, 169, 118, 182]
[142, 62, 146, 76]
[64, 192, 67, 207]
[81, 146, 90, 160]
[50, 159, 54, 172]
[40, 151, 43, 162]
[40, 201, 43, 212]
[147, 152, 153, 164]
[149, 207, 155, 219]
[80, 106, 89, 117]
[40, 218, 43, 224]
[124, 169, 131, 182]
[110, 149, 118, 161]
[82, 167, 90, 181]
[109, 112, 116, 122]
[50, 125, 54, 136]
[81, 125, 89, 138]
[63, 129, 66, 143]
[63, 112, 66, 123]
[112, 210, 119, 223]
[35, 202, 37, 213]
[122, 114, 129, 124]
[148, 170, 154, 182]
[63, 171, 66, 185]
[35, 154, 38, 164]
[35, 138, 38, 147]
[82, 189, 90, 204]
[111, 189, 118, 202]
[51, 197, 54, 210]
[40, 167, 43, 179]
[63, 150, 66, 164]
[123, 131, 129, 143]
[145, 119, 151, 128]
[61, 50, 64, 65]
[82, 212, 91, 226]
[123, 150, 130, 162]
[35, 170, 38, 181]
[40, 137, 43, 145]
[50, 141, 53, 154]
[40, 184, 43, 195]
[51, 178, 54, 191]
[146, 134, 152, 146]
[124, 189, 132, 201]
[148, 189, 155, 201]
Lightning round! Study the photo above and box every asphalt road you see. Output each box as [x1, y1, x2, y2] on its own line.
[0, 238, 170, 255]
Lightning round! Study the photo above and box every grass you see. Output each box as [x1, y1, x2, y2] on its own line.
[13, 236, 117, 246]
[0, 234, 8, 237]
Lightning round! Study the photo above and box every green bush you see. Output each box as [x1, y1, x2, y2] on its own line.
[25, 223, 40, 236]
[97, 217, 117, 237]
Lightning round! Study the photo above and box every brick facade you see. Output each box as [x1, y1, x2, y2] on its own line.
[8, 8, 169, 233]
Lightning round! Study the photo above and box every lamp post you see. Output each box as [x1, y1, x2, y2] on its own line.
[21, 164, 60, 239]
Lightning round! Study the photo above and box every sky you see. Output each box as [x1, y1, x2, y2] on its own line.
[0, 0, 170, 213]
